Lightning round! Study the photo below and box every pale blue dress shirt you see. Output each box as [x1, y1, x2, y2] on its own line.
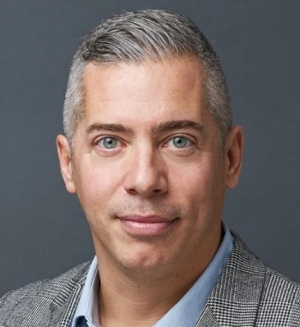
[72, 224, 233, 327]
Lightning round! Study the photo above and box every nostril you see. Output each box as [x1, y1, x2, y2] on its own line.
[126, 188, 138, 195]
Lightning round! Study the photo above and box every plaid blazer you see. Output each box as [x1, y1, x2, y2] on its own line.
[1, 233, 300, 326]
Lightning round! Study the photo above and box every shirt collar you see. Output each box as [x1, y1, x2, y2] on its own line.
[72, 257, 100, 327]
[72, 223, 233, 327]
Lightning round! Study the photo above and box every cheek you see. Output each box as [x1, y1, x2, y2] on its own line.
[172, 160, 224, 214]
[173, 161, 213, 195]
[74, 162, 118, 214]
[75, 168, 115, 240]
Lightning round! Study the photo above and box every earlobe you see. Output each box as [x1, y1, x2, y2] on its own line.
[56, 135, 76, 194]
[225, 126, 244, 189]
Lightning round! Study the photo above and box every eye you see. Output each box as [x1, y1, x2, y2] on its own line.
[97, 137, 120, 149]
[169, 136, 192, 148]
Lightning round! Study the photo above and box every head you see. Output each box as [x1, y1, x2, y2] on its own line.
[63, 9, 232, 148]
[57, 10, 243, 282]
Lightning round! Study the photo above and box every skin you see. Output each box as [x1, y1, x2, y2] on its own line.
[57, 55, 243, 327]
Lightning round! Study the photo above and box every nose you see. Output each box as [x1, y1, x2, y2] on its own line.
[124, 147, 168, 198]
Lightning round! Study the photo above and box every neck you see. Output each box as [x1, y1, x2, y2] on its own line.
[95, 226, 222, 327]
[98, 267, 197, 327]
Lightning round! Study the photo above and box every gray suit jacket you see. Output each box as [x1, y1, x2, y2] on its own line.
[1, 233, 300, 326]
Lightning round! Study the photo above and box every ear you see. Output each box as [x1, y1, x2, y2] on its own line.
[224, 126, 244, 189]
[56, 135, 76, 194]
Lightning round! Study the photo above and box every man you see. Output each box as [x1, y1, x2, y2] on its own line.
[0, 9, 299, 327]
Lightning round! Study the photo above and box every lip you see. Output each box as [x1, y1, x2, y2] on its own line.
[117, 215, 177, 237]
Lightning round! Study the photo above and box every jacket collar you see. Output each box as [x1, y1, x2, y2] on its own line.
[195, 232, 266, 326]
[48, 265, 89, 327]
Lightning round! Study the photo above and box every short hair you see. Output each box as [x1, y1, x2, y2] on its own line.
[63, 9, 232, 146]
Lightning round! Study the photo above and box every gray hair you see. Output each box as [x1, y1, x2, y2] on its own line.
[63, 9, 232, 146]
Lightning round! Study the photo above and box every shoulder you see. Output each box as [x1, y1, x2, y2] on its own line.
[231, 231, 300, 292]
[205, 231, 300, 326]
[0, 261, 91, 326]
[232, 232, 300, 323]
[258, 265, 300, 322]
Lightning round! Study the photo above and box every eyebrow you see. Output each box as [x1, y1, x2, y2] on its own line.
[85, 123, 134, 135]
[85, 120, 206, 137]
[152, 120, 206, 136]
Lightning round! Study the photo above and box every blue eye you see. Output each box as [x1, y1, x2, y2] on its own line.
[98, 137, 119, 149]
[170, 136, 191, 148]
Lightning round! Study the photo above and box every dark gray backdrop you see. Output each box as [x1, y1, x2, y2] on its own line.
[1, 0, 299, 296]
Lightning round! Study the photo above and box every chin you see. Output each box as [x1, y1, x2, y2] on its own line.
[118, 247, 171, 274]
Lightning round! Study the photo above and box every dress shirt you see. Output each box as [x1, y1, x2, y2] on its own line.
[72, 223, 233, 327]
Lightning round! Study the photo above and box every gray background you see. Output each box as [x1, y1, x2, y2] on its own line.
[0, 0, 299, 296]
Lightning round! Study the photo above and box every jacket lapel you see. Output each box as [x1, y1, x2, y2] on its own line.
[195, 305, 220, 327]
[194, 232, 266, 326]
[48, 263, 90, 327]
[48, 284, 83, 327]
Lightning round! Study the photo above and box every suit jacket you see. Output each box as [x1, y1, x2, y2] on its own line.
[1, 233, 300, 327]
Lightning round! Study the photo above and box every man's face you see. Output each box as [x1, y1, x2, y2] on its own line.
[57, 56, 242, 277]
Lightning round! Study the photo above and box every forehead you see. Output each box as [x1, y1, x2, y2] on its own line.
[80, 56, 211, 129]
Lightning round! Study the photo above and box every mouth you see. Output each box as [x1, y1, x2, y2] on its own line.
[117, 215, 178, 237]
